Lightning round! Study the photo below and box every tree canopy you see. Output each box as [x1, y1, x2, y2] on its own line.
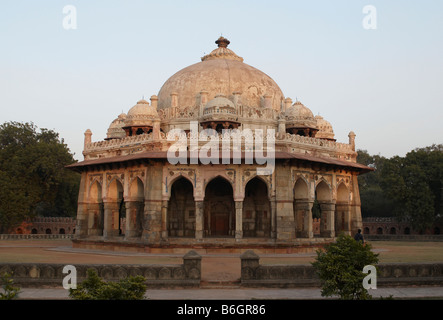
[0, 121, 80, 233]
[357, 144, 443, 231]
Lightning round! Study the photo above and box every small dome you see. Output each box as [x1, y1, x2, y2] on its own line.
[124, 99, 160, 127]
[285, 100, 318, 130]
[315, 115, 335, 140]
[202, 94, 237, 120]
[285, 101, 314, 120]
[106, 113, 126, 140]
[204, 94, 235, 110]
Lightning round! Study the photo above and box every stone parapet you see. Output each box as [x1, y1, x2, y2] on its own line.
[240, 251, 443, 288]
[0, 251, 201, 288]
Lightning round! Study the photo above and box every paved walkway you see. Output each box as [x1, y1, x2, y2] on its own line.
[16, 286, 443, 300]
[3, 241, 443, 300]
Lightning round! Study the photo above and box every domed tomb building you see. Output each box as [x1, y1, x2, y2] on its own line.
[68, 37, 372, 250]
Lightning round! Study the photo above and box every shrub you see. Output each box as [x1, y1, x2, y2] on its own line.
[0, 272, 20, 300]
[312, 233, 379, 300]
[69, 269, 147, 300]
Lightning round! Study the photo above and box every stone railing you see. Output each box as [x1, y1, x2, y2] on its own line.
[365, 234, 443, 242]
[240, 250, 443, 287]
[84, 129, 353, 157]
[0, 250, 201, 288]
[0, 234, 74, 240]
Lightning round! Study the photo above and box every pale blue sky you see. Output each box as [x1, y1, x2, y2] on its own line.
[1, 0, 442, 160]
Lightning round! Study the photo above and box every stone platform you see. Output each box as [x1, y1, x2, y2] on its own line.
[72, 236, 334, 255]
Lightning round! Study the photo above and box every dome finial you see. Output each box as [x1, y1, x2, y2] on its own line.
[216, 36, 230, 48]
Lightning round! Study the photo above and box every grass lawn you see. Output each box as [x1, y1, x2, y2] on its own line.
[260, 241, 443, 265]
[0, 239, 442, 265]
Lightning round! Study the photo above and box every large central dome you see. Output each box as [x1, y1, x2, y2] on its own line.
[157, 37, 285, 111]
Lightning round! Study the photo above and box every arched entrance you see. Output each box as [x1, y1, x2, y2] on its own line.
[243, 177, 271, 237]
[293, 178, 313, 238]
[88, 180, 104, 236]
[316, 180, 335, 237]
[126, 177, 145, 238]
[168, 177, 195, 237]
[104, 178, 124, 238]
[336, 183, 351, 235]
[204, 177, 235, 237]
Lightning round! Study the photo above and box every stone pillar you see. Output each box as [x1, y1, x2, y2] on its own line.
[232, 91, 242, 106]
[263, 93, 272, 109]
[240, 250, 260, 280]
[319, 201, 336, 238]
[335, 203, 351, 236]
[87, 202, 103, 236]
[195, 201, 204, 240]
[235, 200, 243, 240]
[348, 131, 356, 151]
[294, 200, 314, 238]
[350, 174, 363, 235]
[161, 200, 169, 239]
[84, 129, 92, 150]
[153, 119, 161, 140]
[275, 165, 295, 241]
[284, 97, 292, 113]
[75, 173, 89, 238]
[171, 92, 178, 108]
[183, 250, 202, 280]
[142, 200, 163, 243]
[277, 118, 286, 136]
[150, 95, 158, 109]
[103, 201, 120, 238]
[270, 197, 277, 239]
[125, 201, 139, 239]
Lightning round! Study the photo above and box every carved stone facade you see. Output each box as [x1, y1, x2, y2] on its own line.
[68, 37, 372, 249]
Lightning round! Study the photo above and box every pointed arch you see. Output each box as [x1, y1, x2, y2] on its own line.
[335, 182, 351, 235]
[89, 180, 102, 203]
[244, 174, 271, 200]
[294, 177, 309, 200]
[337, 182, 350, 203]
[87, 180, 104, 236]
[315, 179, 332, 202]
[167, 174, 194, 200]
[168, 176, 195, 237]
[243, 177, 271, 237]
[129, 177, 144, 201]
[107, 178, 124, 201]
[204, 176, 235, 236]
[126, 177, 145, 238]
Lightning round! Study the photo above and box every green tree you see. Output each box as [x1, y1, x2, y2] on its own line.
[0, 272, 21, 300]
[357, 150, 395, 217]
[0, 121, 80, 233]
[312, 234, 379, 300]
[69, 269, 147, 300]
[380, 146, 442, 231]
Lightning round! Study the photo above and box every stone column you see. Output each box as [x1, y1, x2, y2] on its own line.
[87, 202, 103, 236]
[75, 173, 89, 238]
[161, 200, 169, 239]
[294, 200, 314, 238]
[335, 203, 351, 236]
[142, 200, 163, 244]
[240, 250, 260, 280]
[125, 201, 139, 239]
[235, 200, 243, 241]
[350, 174, 363, 235]
[270, 197, 277, 239]
[195, 201, 204, 240]
[103, 201, 120, 238]
[320, 201, 336, 238]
